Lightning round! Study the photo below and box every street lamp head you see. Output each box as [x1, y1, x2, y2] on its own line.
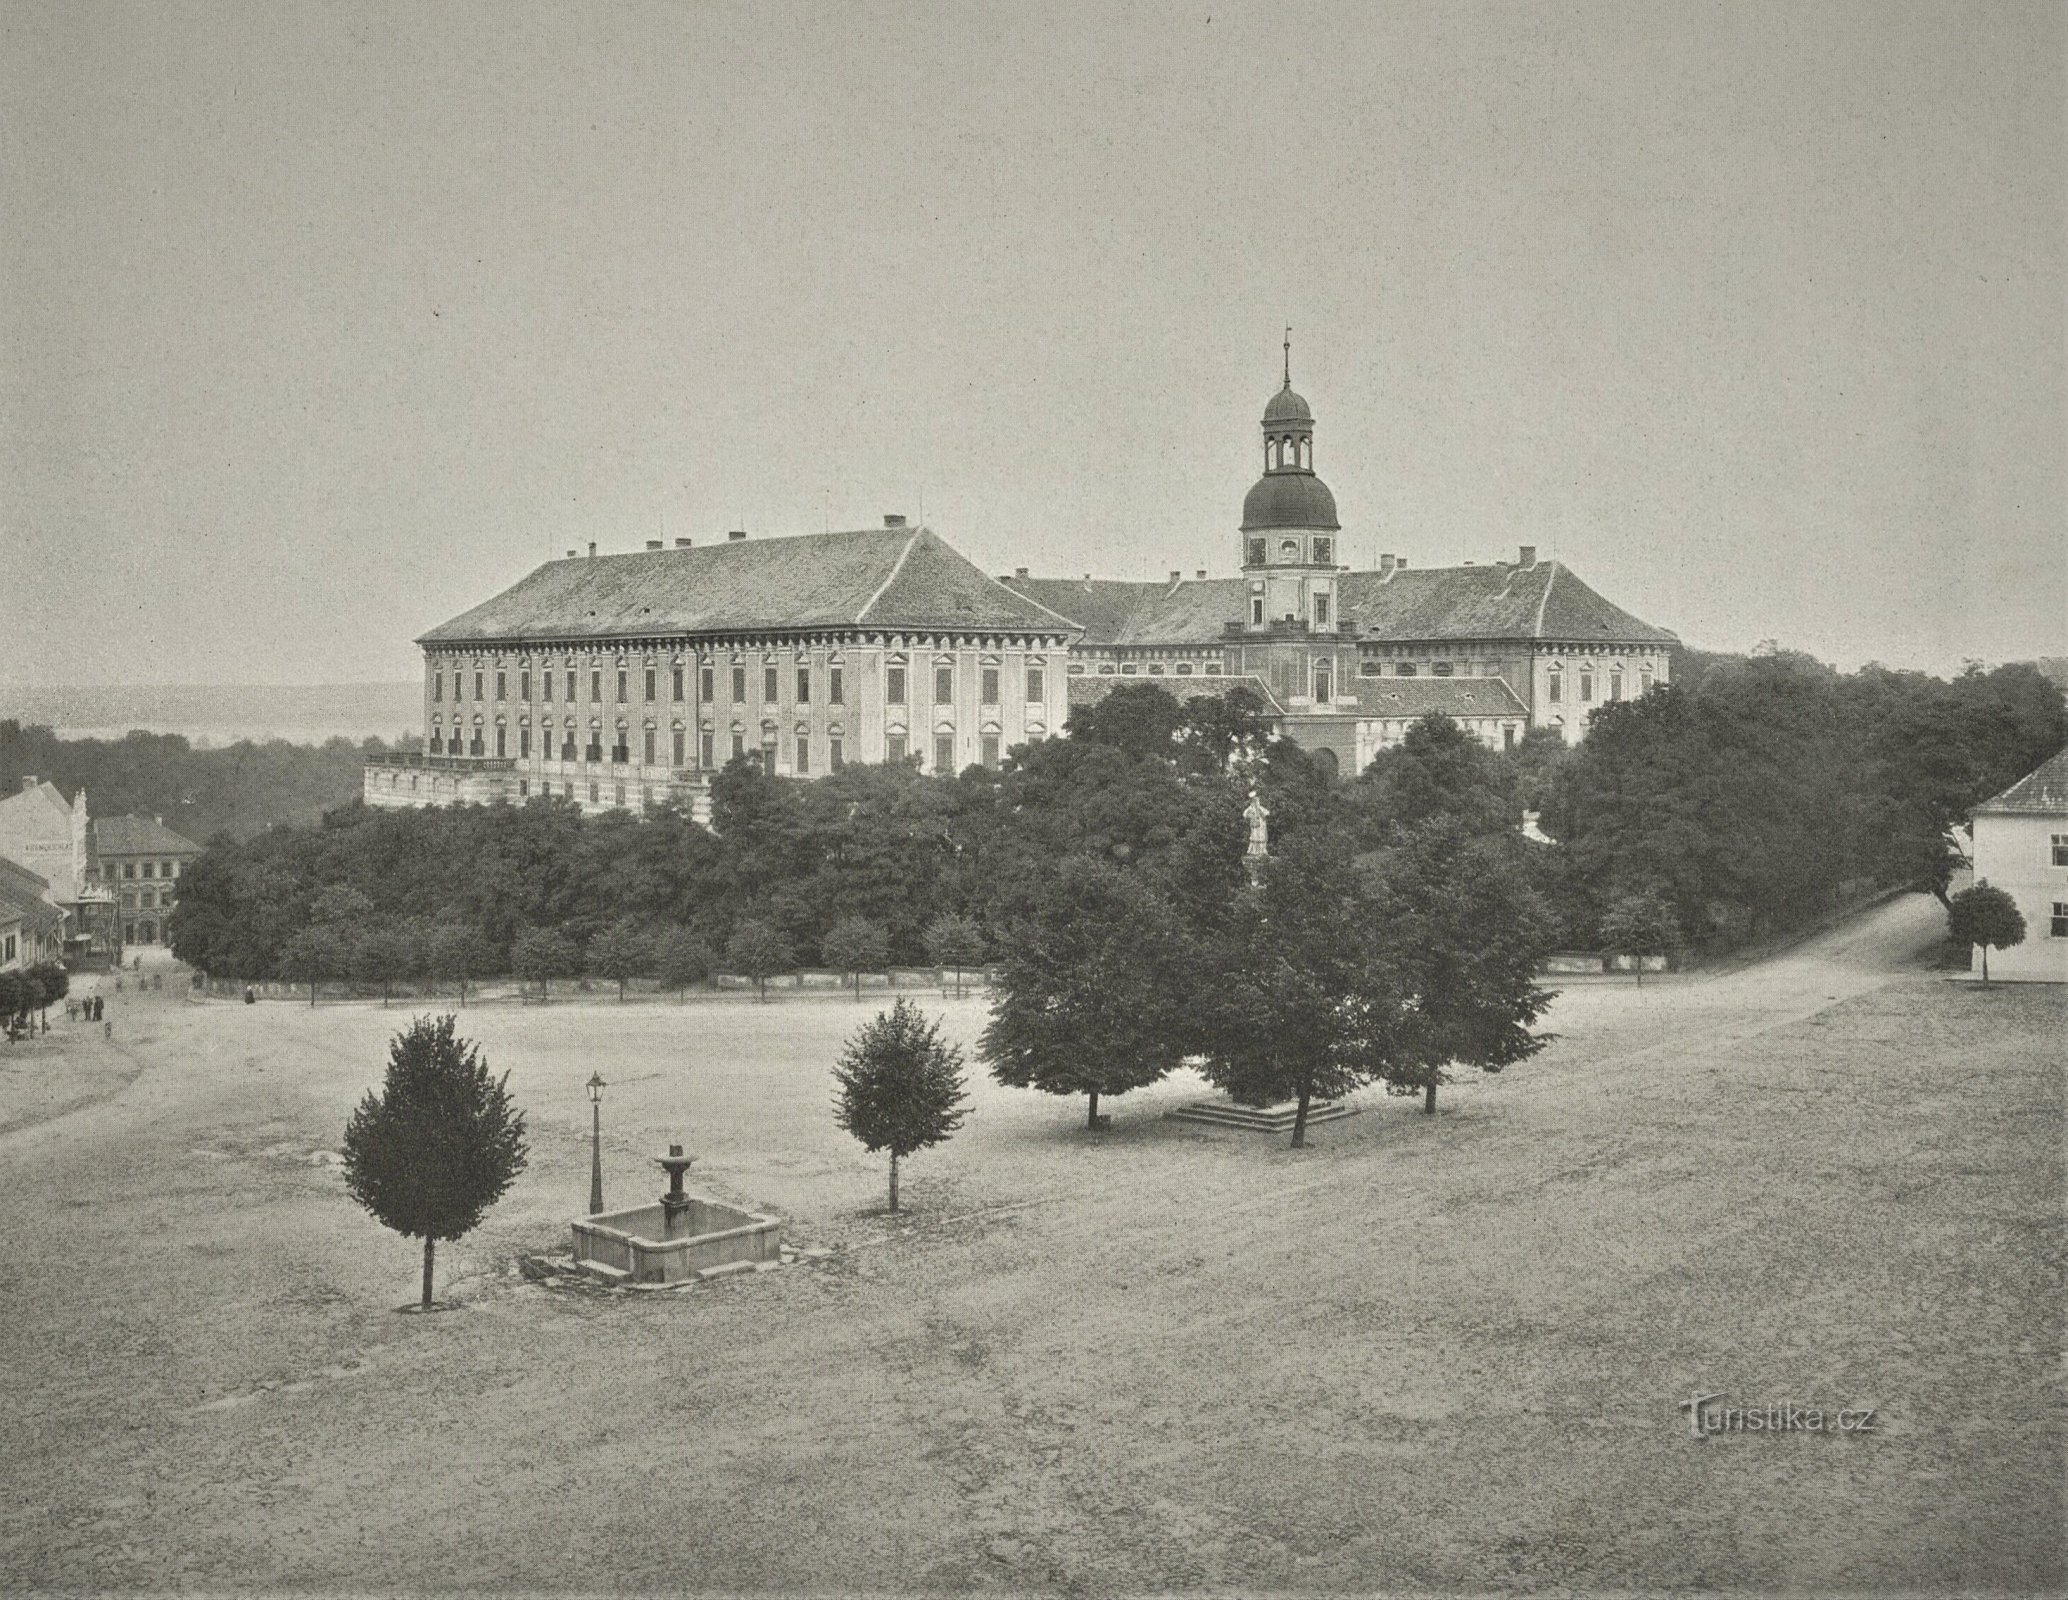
[587, 1072, 606, 1104]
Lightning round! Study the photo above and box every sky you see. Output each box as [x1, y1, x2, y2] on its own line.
[3, 0, 2061, 687]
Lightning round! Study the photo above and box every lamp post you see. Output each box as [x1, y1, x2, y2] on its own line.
[586, 1072, 607, 1216]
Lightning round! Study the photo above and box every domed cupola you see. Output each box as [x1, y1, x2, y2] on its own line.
[1241, 332, 1339, 534]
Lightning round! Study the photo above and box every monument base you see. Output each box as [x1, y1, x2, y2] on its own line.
[1165, 1097, 1359, 1133]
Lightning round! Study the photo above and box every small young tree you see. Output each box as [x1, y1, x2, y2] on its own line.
[588, 917, 652, 1002]
[1948, 879, 2027, 986]
[352, 920, 410, 1005]
[822, 915, 890, 1003]
[653, 927, 714, 1002]
[832, 998, 971, 1212]
[726, 919, 794, 1003]
[924, 913, 986, 998]
[510, 925, 578, 1004]
[1597, 885, 1681, 987]
[340, 1014, 529, 1309]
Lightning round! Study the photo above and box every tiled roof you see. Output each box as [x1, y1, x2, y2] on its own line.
[421, 527, 1076, 646]
[0, 858, 65, 938]
[1350, 677, 1530, 719]
[1973, 747, 2068, 816]
[1341, 561, 1675, 645]
[1003, 578, 1164, 645]
[1066, 672, 1286, 716]
[1004, 560, 1674, 648]
[91, 816, 202, 857]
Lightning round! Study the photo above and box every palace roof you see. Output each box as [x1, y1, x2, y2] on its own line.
[1973, 747, 2068, 816]
[91, 815, 202, 857]
[1350, 677, 1531, 719]
[1002, 559, 1675, 649]
[420, 527, 1076, 647]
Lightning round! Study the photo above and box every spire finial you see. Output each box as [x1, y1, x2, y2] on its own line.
[1283, 325, 1292, 389]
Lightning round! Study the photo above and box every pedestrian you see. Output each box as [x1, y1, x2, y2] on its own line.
[103, 1019, 112, 1041]
[94, 996, 105, 1022]
[65, 999, 76, 1023]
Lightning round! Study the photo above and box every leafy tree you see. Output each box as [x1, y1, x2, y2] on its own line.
[1178, 684, 1277, 774]
[1597, 884, 1681, 986]
[1194, 828, 1411, 1146]
[340, 1015, 529, 1309]
[1066, 681, 1187, 760]
[1354, 713, 1515, 837]
[424, 923, 494, 1006]
[511, 925, 579, 1003]
[653, 927, 713, 1001]
[726, 918, 794, 1003]
[1947, 880, 2027, 986]
[831, 998, 971, 1212]
[924, 913, 985, 997]
[822, 915, 890, 1002]
[279, 924, 346, 1007]
[588, 917, 652, 1002]
[982, 857, 1202, 1130]
[24, 961, 67, 1029]
[0, 970, 29, 1040]
[1373, 822, 1557, 1111]
[351, 918, 412, 1005]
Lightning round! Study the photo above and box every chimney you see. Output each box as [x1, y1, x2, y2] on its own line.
[645, 540, 663, 551]
[587, 542, 597, 558]
[1379, 553, 1394, 573]
[565, 549, 578, 559]
[1519, 544, 1537, 567]
[1396, 558, 1408, 570]
[883, 513, 906, 528]
[675, 537, 692, 548]
[727, 529, 747, 541]
[1015, 566, 1029, 580]
[1169, 569, 1181, 583]
[1196, 569, 1207, 580]
[21, 776, 36, 793]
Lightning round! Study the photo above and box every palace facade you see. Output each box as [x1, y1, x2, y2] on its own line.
[369, 367, 1675, 814]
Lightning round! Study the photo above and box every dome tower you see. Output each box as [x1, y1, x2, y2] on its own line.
[1239, 331, 1340, 636]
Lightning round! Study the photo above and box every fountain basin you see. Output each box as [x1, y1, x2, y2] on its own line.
[570, 1198, 783, 1285]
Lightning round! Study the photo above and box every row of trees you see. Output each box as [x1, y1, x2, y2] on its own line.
[169, 653, 2064, 993]
[0, 962, 69, 1040]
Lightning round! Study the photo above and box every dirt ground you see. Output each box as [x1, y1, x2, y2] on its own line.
[0, 895, 2060, 1595]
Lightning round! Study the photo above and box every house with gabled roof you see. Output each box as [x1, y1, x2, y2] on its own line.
[1967, 748, 2068, 983]
[374, 358, 1677, 811]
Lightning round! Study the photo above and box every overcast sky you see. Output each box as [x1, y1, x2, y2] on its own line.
[3, 0, 2061, 687]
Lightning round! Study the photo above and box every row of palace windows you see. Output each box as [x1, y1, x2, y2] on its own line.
[1546, 664, 1654, 705]
[90, 859, 182, 880]
[1065, 662, 1226, 677]
[431, 658, 1052, 712]
[1357, 660, 1513, 679]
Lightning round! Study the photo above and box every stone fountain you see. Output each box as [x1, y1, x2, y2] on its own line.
[570, 1138, 783, 1286]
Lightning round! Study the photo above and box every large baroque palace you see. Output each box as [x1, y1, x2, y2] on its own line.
[367, 363, 1675, 818]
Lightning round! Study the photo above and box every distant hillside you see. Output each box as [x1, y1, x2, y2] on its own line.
[0, 682, 420, 747]
[0, 720, 412, 843]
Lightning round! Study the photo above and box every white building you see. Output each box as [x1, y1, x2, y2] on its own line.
[1968, 747, 2068, 983]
